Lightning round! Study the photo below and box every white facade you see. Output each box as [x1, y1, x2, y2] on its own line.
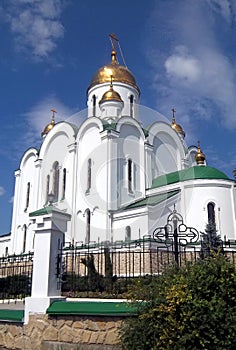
[2, 46, 236, 255]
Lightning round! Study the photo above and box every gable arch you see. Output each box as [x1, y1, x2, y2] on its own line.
[76, 117, 103, 142]
[148, 121, 186, 176]
[19, 148, 38, 169]
[39, 122, 76, 160]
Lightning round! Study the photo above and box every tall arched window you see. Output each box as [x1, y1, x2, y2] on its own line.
[87, 158, 92, 192]
[129, 95, 134, 117]
[23, 225, 27, 253]
[85, 209, 91, 244]
[128, 159, 133, 193]
[62, 168, 66, 199]
[125, 226, 131, 242]
[92, 95, 96, 117]
[45, 175, 50, 203]
[25, 182, 30, 211]
[53, 161, 60, 201]
[207, 202, 216, 224]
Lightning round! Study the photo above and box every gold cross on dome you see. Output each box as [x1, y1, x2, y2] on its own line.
[51, 109, 57, 122]
[109, 33, 119, 51]
[171, 108, 176, 119]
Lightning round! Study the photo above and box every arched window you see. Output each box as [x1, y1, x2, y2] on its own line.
[5, 247, 8, 256]
[207, 202, 216, 224]
[46, 175, 50, 203]
[92, 95, 96, 117]
[125, 226, 131, 242]
[128, 159, 133, 193]
[23, 225, 27, 253]
[129, 95, 134, 117]
[87, 158, 92, 192]
[85, 209, 91, 244]
[62, 168, 66, 199]
[25, 182, 30, 211]
[53, 161, 60, 201]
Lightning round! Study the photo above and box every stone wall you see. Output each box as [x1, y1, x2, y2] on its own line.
[0, 314, 122, 350]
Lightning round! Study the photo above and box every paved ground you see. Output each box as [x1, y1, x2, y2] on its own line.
[0, 300, 24, 310]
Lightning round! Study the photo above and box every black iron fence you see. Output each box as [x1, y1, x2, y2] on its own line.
[0, 238, 236, 301]
[0, 252, 33, 301]
[58, 238, 236, 297]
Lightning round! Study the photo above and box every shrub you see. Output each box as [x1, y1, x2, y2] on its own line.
[120, 253, 236, 350]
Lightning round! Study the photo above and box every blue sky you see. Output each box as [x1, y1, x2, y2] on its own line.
[0, 0, 236, 234]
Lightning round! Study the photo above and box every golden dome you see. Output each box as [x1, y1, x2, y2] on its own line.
[88, 50, 140, 93]
[99, 79, 123, 104]
[41, 109, 56, 137]
[195, 141, 206, 165]
[170, 108, 185, 138]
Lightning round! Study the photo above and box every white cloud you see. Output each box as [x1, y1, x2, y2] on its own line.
[145, 0, 236, 129]
[165, 46, 201, 83]
[4, 0, 66, 60]
[0, 187, 5, 196]
[24, 95, 75, 136]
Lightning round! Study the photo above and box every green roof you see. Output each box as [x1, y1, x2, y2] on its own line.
[102, 121, 148, 137]
[0, 310, 24, 322]
[124, 190, 180, 210]
[102, 121, 117, 131]
[47, 301, 137, 316]
[29, 206, 65, 217]
[151, 166, 230, 189]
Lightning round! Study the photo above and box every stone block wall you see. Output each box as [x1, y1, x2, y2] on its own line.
[0, 314, 122, 350]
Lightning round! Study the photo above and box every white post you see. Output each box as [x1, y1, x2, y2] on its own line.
[24, 207, 71, 324]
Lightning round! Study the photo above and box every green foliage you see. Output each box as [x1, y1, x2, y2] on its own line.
[200, 222, 224, 258]
[120, 253, 236, 350]
[0, 274, 31, 298]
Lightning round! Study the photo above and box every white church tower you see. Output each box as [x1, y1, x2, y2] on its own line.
[3, 35, 236, 256]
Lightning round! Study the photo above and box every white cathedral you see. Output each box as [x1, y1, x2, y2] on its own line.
[1, 40, 236, 255]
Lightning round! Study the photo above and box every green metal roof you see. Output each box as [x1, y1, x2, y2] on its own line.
[102, 120, 148, 137]
[29, 206, 65, 217]
[47, 301, 137, 316]
[151, 166, 230, 189]
[0, 310, 24, 322]
[124, 189, 180, 210]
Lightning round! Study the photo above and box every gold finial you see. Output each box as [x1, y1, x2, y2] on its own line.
[41, 109, 57, 137]
[171, 108, 185, 138]
[195, 140, 206, 165]
[110, 75, 114, 89]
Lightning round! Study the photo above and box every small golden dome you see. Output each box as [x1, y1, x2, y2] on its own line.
[41, 109, 56, 137]
[99, 78, 123, 104]
[88, 49, 139, 93]
[195, 141, 206, 165]
[171, 108, 185, 138]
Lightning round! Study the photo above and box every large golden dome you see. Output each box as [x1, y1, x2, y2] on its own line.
[88, 50, 140, 93]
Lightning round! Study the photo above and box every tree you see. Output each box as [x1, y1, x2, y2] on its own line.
[120, 253, 236, 350]
[200, 222, 223, 259]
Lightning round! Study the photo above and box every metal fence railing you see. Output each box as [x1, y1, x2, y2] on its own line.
[0, 252, 33, 301]
[58, 238, 236, 296]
